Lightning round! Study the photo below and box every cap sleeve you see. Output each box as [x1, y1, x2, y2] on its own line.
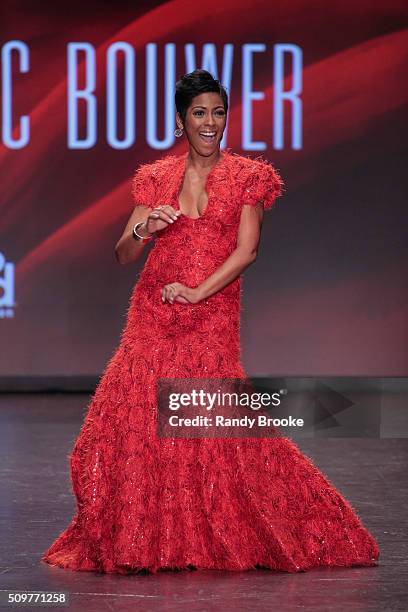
[241, 157, 284, 210]
[131, 161, 156, 208]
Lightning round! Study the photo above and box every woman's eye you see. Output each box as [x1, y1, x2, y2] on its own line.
[192, 110, 225, 117]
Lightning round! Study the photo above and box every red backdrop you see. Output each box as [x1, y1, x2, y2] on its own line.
[0, 0, 407, 376]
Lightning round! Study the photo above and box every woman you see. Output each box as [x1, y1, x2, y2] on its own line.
[42, 70, 379, 574]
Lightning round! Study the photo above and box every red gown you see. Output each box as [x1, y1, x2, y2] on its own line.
[42, 149, 379, 574]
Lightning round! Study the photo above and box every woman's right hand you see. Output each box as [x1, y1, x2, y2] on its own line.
[145, 205, 182, 234]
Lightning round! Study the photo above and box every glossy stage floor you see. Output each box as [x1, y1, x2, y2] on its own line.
[0, 391, 407, 611]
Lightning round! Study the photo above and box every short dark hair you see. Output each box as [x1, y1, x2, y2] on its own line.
[175, 69, 229, 125]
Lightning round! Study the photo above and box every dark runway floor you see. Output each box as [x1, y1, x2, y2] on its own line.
[0, 392, 407, 611]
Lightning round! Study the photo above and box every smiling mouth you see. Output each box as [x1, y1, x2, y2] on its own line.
[199, 132, 216, 144]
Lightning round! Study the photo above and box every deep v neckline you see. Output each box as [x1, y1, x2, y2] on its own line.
[175, 150, 227, 221]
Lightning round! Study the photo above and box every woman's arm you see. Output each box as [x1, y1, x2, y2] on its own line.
[197, 202, 264, 300]
[162, 202, 264, 303]
[115, 205, 181, 265]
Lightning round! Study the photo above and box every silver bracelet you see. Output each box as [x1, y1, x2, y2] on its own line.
[133, 221, 153, 243]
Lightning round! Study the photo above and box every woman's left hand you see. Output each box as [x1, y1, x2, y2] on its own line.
[161, 282, 202, 304]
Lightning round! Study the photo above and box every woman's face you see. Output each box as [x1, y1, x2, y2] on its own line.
[177, 92, 227, 157]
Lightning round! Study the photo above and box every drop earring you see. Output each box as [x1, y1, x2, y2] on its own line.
[174, 127, 183, 138]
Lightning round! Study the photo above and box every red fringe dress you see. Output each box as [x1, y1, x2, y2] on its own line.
[42, 148, 379, 574]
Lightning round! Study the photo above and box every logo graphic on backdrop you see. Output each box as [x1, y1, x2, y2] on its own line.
[157, 378, 381, 439]
[0, 252, 15, 318]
